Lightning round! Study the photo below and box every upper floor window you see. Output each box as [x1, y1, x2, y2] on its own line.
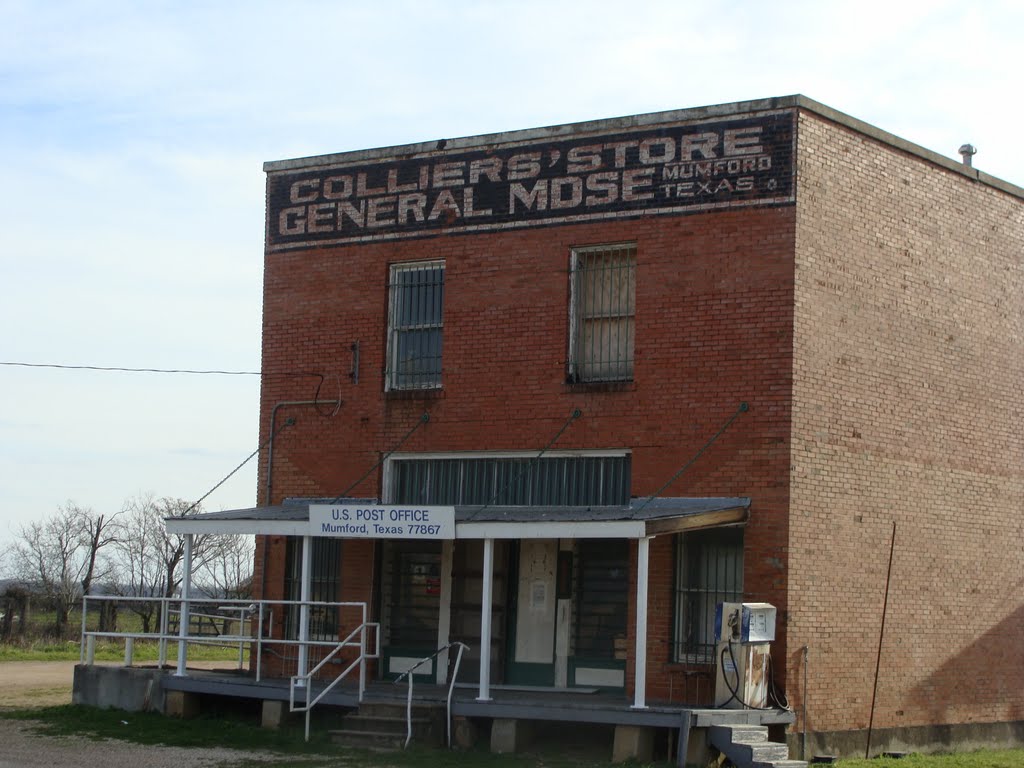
[386, 260, 444, 390]
[568, 244, 636, 383]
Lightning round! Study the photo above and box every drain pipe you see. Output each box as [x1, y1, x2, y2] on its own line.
[259, 399, 342, 610]
[265, 399, 342, 505]
[802, 645, 809, 760]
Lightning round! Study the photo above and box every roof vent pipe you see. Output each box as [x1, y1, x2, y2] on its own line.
[958, 143, 977, 167]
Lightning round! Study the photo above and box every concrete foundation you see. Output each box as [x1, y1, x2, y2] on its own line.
[793, 720, 1024, 760]
[452, 716, 478, 750]
[261, 700, 289, 729]
[680, 725, 710, 768]
[72, 664, 165, 713]
[491, 718, 534, 753]
[164, 689, 200, 718]
[612, 725, 654, 763]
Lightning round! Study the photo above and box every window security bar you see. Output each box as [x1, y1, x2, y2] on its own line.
[569, 244, 636, 383]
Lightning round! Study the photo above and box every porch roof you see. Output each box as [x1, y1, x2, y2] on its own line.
[164, 496, 749, 539]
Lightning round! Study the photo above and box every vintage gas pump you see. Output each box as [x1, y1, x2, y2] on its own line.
[713, 602, 777, 708]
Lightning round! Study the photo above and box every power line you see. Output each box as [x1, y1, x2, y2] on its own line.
[0, 361, 261, 375]
[181, 417, 297, 516]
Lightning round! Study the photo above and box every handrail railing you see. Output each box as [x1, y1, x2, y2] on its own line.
[79, 596, 367, 682]
[393, 640, 469, 749]
[78, 595, 380, 743]
[289, 619, 381, 742]
[79, 595, 258, 668]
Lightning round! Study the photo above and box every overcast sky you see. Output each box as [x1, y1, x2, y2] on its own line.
[1, 0, 1021, 551]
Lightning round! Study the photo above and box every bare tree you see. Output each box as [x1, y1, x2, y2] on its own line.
[111, 495, 221, 632]
[79, 509, 120, 597]
[152, 497, 222, 597]
[10, 503, 116, 638]
[111, 494, 166, 633]
[195, 534, 255, 599]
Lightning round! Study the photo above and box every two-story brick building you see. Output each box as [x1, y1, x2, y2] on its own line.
[170, 95, 1022, 758]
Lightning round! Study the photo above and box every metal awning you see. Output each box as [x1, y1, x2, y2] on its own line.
[164, 494, 750, 709]
[165, 496, 749, 539]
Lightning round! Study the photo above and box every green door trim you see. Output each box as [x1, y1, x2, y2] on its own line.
[504, 540, 559, 687]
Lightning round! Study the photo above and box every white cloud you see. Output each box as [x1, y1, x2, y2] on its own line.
[0, 0, 1021, 546]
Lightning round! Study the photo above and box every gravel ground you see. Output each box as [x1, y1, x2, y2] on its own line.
[0, 661, 322, 768]
[0, 717, 294, 768]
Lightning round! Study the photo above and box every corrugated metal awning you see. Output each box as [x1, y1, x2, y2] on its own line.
[165, 496, 749, 539]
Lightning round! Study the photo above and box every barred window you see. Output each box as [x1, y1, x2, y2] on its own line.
[284, 537, 342, 640]
[386, 261, 444, 390]
[574, 539, 629, 659]
[673, 528, 743, 663]
[569, 244, 636, 383]
[387, 454, 631, 506]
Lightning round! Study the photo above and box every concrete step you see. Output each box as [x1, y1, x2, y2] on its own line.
[357, 700, 444, 719]
[328, 728, 408, 751]
[709, 723, 793, 767]
[751, 761, 808, 768]
[710, 724, 769, 744]
[340, 713, 435, 736]
[727, 741, 791, 764]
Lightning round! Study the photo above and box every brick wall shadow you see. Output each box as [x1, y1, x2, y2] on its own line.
[906, 603, 1024, 726]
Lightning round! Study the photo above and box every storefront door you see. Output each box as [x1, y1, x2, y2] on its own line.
[380, 540, 442, 679]
[506, 540, 558, 686]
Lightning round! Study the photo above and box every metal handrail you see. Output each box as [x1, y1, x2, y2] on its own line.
[80, 595, 257, 668]
[79, 595, 381, 742]
[393, 640, 469, 749]
[289, 620, 381, 742]
[80, 596, 366, 677]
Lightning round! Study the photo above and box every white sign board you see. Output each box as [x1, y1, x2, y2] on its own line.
[309, 504, 455, 540]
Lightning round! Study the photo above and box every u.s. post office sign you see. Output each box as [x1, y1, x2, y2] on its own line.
[266, 111, 795, 250]
[309, 504, 456, 540]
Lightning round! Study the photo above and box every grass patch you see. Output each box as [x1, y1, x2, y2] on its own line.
[837, 751, 1024, 768]
[4, 705, 1023, 768]
[2, 704, 336, 754]
[0, 639, 247, 663]
[0, 704, 656, 768]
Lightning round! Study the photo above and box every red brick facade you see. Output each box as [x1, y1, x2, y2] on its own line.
[254, 97, 1023, 752]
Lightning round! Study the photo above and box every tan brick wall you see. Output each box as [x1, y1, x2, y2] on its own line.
[789, 111, 1024, 735]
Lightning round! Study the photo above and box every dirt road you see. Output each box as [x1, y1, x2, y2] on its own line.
[0, 661, 317, 767]
[0, 660, 77, 709]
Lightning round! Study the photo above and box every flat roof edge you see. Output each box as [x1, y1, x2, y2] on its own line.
[263, 94, 1023, 200]
[793, 95, 1024, 200]
[262, 95, 805, 173]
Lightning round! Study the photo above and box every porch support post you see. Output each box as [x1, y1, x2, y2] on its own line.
[174, 533, 193, 677]
[436, 540, 454, 685]
[632, 535, 651, 709]
[477, 537, 494, 701]
[297, 534, 312, 685]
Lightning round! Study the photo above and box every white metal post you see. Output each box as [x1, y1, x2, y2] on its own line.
[436, 540, 454, 685]
[477, 538, 494, 701]
[632, 536, 651, 709]
[79, 597, 88, 664]
[358, 604, 367, 700]
[158, 600, 169, 668]
[237, 605, 246, 670]
[256, 603, 264, 682]
[297, 534, 312, 686]
[175, 533, 194, 677]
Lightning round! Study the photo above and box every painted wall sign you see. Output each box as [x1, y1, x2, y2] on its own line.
[309, 504, 456, 539]
[266, 111, 795, 250]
